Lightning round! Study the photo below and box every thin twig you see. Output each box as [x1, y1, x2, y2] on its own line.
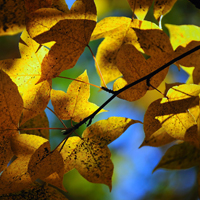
[58, 76, 102, 90]
[47, 106, 67, 129]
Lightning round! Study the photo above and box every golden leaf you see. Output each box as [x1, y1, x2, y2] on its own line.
[127, 0, 153, 20]
[26, 0, 97, 83]
[0, 30, 51, 125]
[0, 156, 33, 195]
[51, 71, 106, 122]
[143, 99, 174, 147]
[0, 70, 23, 135]
[91, 17, 173, 86]
[61, 117, 140, 190]
[156, 84, 200, 140]
[154, 142, 200, 172]
[10, 134, 47, 157]
[20, 111, 49, 139]
[28, 141, 64, 181]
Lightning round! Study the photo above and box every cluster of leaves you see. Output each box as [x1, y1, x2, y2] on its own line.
[1, 0, 200, 199]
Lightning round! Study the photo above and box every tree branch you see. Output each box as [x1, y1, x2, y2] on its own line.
[62, 45, 200, 135]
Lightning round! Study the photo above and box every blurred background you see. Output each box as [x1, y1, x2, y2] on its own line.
[1, 0, 200, 199]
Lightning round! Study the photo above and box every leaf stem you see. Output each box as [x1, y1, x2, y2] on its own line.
[87, 44, 107, 88]
[47, 106, 67, 129]
[58, 76, 102, 89]
[62, 45, 200, 134]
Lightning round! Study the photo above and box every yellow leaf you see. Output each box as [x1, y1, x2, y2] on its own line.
[51, 71, 106, 122]
[82, 116, 141, 146]
[143, 99, 175, 147]
[156, 84, 200, 140]
[153, 0, 177, 21]
[20, 111, 49, 139]
[113, 37, 172, 101]
[166, 24, 200, 84]
[26, 0, 97, 83]
[28, 141, 64, 181]
[0, 0, 69, 36]
[91, 17, 172, 86]
[0, 156, 33, 195]
[154, 142, 200, 172]
[0, 30, 51, 124]
[0, 135, 14, 172]
[10, 134, 47, 157]
[61, 117, 139, 190]
[113, 44, 148, 101]
[0, 183, 68, 200]
[127, 0, 153, 20]
[0, 70, 23, 135]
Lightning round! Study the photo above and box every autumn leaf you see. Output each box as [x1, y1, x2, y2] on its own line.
[26, 0, 97, 83]
[51, 71, 106, 122]
[0, 183, 68, 200]
[166, 24, 200, 84]
[0, 30, 51, 124]
[153, 0, 177, 21]
[126, 0, 177, 21]
[60, 117, 140, 190]
[142, 99, 175, 147]
[127, 0, 153, 20]
[0, 0, 69, 36]
[28, 141, 64, 181]
[0, 156, 33, 195]
[10, 134, 48, 157]
[91, 18, 173, 86]
[20, 111, 49, 139]
[154, 142, 200, 172]
[0, 135, 14, 172]
[0, 69, 23, 135]
[156, 84, 200, 141]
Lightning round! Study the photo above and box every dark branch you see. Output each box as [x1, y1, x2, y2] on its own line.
[62, 45, 200, 134]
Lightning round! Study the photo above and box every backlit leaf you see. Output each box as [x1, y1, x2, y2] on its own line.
[127, 0, 153, 20]
[51, 71, 106, 122]
[156, 84, 200, 140]
[28, 141, 64, 181]
[0, 0, 69, 36]
[153, 0, 177, 21]
[0, 156, 33, 195]
[26, 0, 97, 83]
[20, 111, 49, 139]
[0, 30, 51, 124]
[0, 70, 23, 135]
[143, 99, 174, 147]
[91, 18, 173, 86]
[61, 117, 139, 190]
[166, 24, 200, 84]
[10, 134, 47, 157]
[154, 142, 200, 171]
